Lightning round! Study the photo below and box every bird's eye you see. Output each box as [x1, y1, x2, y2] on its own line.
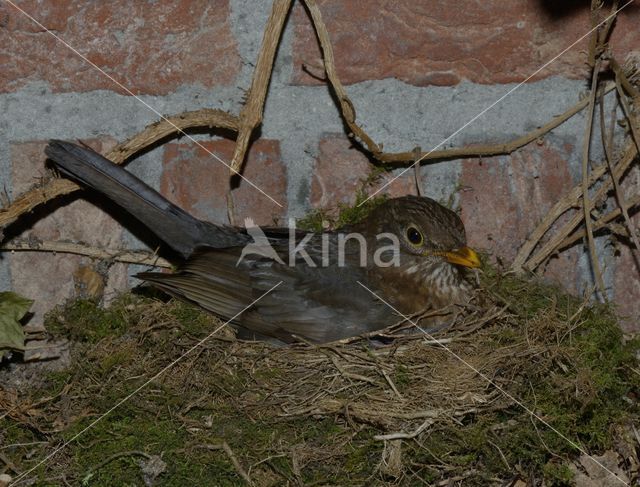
[406, 226, 424, 246]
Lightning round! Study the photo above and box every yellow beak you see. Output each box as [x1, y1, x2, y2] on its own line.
[442, 246, 481, 268]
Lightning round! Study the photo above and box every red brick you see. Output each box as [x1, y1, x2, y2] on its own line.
[310, 136, 370, 209]
[0, 0, 240, 94]
[459, 142, 581, 290]
[613, 241, 640, 333]
[612, 167, 640, 333]
[9, 140, 129, 324]
[309, 134, 415, 212]
[161, 139, 287, 226]
[292, 0, 640, 86]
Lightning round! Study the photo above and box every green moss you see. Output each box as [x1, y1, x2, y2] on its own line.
[479, 262, 576, 318]
[45, 296, 133, 343]
[296, 207, 331, 232]
[97, 346, 134, 374]
[544, 462, 575, 485]
[341, 431, 381, 479]
[335, 190, 387, 228]
[297, 189, 387, 231]
[394, 364, 410, 389]
[167, 300, 220, 335]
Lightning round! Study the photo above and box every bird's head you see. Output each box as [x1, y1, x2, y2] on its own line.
[364, 195, 481, 270]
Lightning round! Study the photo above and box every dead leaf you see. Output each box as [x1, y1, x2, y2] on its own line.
[570, 450, 629, 487]
[73, 265, 105, 300]
[0, 291, 33, 359]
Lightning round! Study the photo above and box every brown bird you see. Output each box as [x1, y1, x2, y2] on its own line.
[45, 141, 480, 344]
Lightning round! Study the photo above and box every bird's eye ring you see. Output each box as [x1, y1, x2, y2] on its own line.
[405, 226, 424, 246]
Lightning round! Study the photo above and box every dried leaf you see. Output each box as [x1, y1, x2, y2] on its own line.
[0, 291, 33, 359]
[570, 450, 629, 487]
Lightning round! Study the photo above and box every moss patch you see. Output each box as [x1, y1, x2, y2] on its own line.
[297, 189, 388, 232]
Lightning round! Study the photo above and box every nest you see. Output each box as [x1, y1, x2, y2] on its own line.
[2, 267, 638, 485]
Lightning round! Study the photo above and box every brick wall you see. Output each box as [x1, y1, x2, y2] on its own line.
[1, 1, 639, 330]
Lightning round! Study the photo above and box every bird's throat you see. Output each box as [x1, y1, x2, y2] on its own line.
[370, 260, 471, 317]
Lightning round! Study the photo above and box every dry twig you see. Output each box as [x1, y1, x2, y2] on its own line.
[374, 418, 436, 441]
[558, 194, 640, 249]
[580, 57, 607, 300]
[302, 0, 612, 166]
[0, 108, 239, 230]
[1, 239, 171, 268]
[513, 141, 639, 271]
[230, 0, 293, 173]
[599, 85, 640, 254]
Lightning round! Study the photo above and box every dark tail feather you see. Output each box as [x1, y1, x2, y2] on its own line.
[45, 140, 243, 258]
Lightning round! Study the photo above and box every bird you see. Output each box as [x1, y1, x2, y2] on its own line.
[44, 140, 480, 344]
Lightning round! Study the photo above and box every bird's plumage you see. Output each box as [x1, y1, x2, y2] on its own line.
[45, 140, 479, 344]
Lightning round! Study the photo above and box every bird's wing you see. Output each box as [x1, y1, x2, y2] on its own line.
[138, 248, 254, 319]
[244, 251, 396, 343]
[138, 242, 397, 343]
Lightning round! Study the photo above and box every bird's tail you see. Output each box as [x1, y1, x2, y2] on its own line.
[45, 140, 242, 258]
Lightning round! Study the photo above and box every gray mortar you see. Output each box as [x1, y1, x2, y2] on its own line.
[0, 6, 615, 297]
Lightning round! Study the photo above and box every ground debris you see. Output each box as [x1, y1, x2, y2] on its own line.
[139, 454, 167, 486]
